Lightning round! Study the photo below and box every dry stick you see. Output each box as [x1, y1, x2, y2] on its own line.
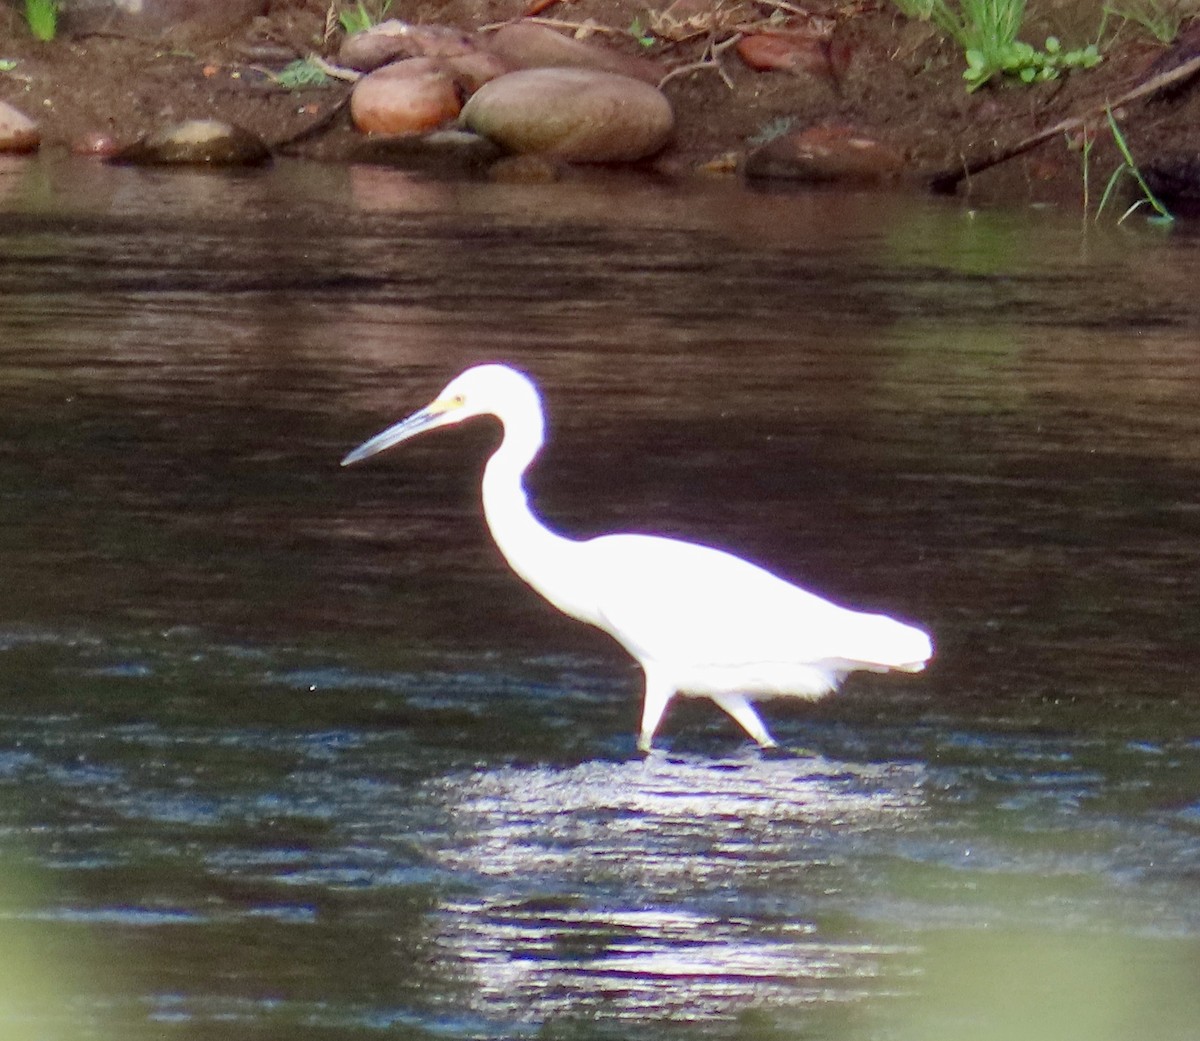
[659, 32, 744, 89]
[752, 0, 815, 17]
[927, 51, 1200, 193]
[479, 16, 626, 34]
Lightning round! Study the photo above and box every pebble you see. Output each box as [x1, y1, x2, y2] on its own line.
[462, 67, 673, 163]
[484, 23, 663, 85]
[350, 58, 463, 136]
[744, 125, 904, 184]
[113, 119, 270, 165]
[0, 102, 39, 154]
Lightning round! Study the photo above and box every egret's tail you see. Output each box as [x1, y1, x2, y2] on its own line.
[847, 614, 934, 673]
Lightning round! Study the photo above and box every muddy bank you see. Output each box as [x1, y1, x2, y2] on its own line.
[1, 0, 1198, 209]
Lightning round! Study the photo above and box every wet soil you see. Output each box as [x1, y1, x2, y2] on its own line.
[2, 0, 1199, 207]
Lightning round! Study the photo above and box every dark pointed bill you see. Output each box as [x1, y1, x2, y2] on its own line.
[341, 405, 446, 467]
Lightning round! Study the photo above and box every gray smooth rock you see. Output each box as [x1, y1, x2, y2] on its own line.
[461, 67, 673, 163]
[113, 119, 270, 166]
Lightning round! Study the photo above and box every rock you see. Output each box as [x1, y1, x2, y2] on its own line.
[338, 19, 477, 72]
[113, 119, 270, 165]
[442, 50, 513, 93]
[350, 58, 463, 136]
[736, 31, 833, 81]
[461, 68, 674, 163]
[0, 102, 39, 154]
[484, 23, 663, 85]
[744, 125, 904, 184]
[59, 0, 267, 39]
[350, 129, 503, 176]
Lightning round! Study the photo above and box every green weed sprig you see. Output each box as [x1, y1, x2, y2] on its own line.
[339, 0, 392, 35]
[1103, 0, 1196, 43]
[25, 0, 57, 41]
[1094, 108, 1174, 224]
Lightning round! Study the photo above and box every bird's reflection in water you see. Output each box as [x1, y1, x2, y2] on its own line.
[425, 752, 924, 1021]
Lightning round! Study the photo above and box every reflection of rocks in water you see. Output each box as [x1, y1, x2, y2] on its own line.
[423, 753, 923, 1021]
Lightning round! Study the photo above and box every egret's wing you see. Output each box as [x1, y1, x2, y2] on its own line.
[585, 534, 930, 670]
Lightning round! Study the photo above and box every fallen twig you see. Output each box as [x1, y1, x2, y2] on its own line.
[307, 54, 363, 83]
[478, 16, 625, 35]
[927, 51, 1200, 193]
[659, 31, 744, 89]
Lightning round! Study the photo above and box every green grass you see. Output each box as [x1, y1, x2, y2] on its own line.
[25, 0, 57, 42]
[1104, 0, 1199, 42]
[338, 0, 392, 35]
[1094, 108, 1174, 224]
[894, 0, 1102, 90]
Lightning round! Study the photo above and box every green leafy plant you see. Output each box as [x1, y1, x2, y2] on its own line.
[1094, 108, 1174, 224]
[0, 59, 18, 72]
[274, 57, 331, 88]
[25, 0, 57, 42]
[339, 0, 392, 35]
[894, 0, 1102, 90]
[1103, 0, 1198, 42]
[628, 16, 657, 47]
[963, 34, 1102, 89]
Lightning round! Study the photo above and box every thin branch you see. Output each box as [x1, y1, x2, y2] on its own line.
[752, 0, 815, 17]
[927, 51, 1200, 192]
[307, 55, 363, 82]
[478, 16, 626, 35]
[659, 31, 744, 89]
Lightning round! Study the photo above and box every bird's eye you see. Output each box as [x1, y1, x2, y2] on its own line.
[450, 394, 466, 408]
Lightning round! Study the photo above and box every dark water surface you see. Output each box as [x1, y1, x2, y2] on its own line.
[0, 157, 1198, 1040]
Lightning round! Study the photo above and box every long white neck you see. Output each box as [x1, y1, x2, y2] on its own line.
[481, 406, 596, 625]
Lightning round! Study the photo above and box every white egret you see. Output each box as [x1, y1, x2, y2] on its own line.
[342, 364, 933, 751]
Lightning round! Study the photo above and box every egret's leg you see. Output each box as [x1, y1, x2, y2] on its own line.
[711, 693, 778, 749]
[637, 666, 674, 752]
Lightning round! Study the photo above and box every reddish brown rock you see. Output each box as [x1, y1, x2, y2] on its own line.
[0, 102, 39, 154]
[744, 125, 905, 184]
[736, 31, 833, 80]
[338, 19, 478, 72]
[461, 67, 673, 163]
[350, 58, 463, 136]
[484, 23, 663, 85]
[442, 50, 513, 93]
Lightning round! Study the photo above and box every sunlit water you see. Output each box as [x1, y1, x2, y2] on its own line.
[0, 156, 1198, 1040]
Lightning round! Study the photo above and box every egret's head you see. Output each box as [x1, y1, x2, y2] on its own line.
[341, 363, 541, 467]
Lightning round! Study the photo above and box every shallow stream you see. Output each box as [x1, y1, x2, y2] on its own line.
[0, 157, 1197, 1040]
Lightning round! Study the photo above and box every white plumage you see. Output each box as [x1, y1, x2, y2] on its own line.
[343, 363, 932, 751]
